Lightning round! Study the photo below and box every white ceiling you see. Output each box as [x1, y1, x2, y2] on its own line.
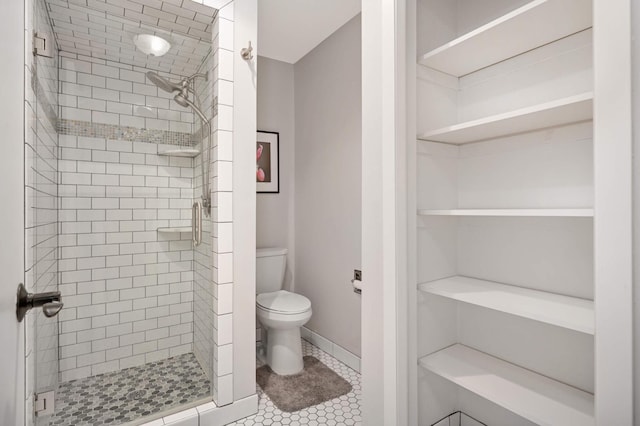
[257, 0, 361, 64]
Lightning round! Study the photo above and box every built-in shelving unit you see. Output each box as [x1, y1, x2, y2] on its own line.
[418, 0, 592, 77]
[158, 148, 200, 157]
[417, 93, 593, 144]
[419, 276, 594, 334]
[157, 226, 192, 233]
[417, 208, 593, 217]
[412, 0, 599, 424]
[418, 344, 595, 425]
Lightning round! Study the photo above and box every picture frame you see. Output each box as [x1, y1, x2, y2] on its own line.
[256, 130, 280, 193]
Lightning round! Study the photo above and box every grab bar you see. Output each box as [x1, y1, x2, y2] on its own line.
[192, 200, 202, 247]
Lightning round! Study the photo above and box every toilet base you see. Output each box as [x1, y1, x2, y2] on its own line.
[265, 327, 304, 375]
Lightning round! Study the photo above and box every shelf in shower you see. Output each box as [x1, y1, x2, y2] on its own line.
[158, 148, 200, 157]
[157, 226, 192, 233]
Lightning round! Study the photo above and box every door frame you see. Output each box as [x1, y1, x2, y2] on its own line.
[361, 0, 409, 425]
[0, 0, 25, 425]
[593, 0, 634, 423]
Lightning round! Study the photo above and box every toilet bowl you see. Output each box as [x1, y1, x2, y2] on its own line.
[256, 248, 312, 375]
[257, 290, 312, 375]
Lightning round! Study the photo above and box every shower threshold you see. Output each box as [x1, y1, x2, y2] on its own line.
[50, 352, 211, 426]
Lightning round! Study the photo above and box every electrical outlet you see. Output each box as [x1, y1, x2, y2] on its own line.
[354, 270, 362, 281]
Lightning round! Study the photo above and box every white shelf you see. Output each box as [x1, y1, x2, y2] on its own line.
[418, 0, 592, 77]
[419, 344, 595, 425]
[419, 276, 594, 334]
[157, 226, 191, 233]
[158, 148, 199, 158]
[417, 208, 593, 217]
[417, 93, 593, 144]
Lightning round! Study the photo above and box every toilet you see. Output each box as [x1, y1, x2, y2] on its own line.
[256, 247, 312, 375]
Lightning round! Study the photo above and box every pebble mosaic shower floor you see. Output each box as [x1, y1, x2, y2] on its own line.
[229, 339, 362, 426]
[50, 353, 210, 426]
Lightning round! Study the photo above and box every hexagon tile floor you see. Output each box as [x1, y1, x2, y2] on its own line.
[50, 352, 210, 426]
[229, 339, 362, 426]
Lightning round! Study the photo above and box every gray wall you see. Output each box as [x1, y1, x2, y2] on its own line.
[256, 56, 296, 290]
[293, 15, 362, 356]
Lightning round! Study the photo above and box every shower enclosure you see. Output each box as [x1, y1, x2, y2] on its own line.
[21, 0, 257, 424]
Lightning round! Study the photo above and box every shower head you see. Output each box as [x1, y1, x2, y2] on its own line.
[173, 92, 190, 108]
[174, 93, 209, 125]
[145, 71, 181, 93]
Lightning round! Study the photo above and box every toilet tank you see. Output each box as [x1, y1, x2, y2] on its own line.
[256, 247, 288, 294]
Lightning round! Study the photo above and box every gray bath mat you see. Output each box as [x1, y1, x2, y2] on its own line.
[256, 355, 352, 412]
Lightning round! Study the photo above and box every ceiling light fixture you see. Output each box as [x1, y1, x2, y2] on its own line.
[133, 34, 171, 57]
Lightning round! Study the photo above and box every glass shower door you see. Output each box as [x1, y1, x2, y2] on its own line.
[25, 0, 60, 423]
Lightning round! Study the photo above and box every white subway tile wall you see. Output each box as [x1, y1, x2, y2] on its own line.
[58, 134, 196, 381]
[57, 54, 196, 135]
[25, 0, 60, 423]
[193, 47, 215, 384]
[56, 53, 202, 381]
[209, 3, 235, 405]
[191, 5, 236, 406]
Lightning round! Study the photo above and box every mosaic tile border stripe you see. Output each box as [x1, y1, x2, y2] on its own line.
[57, 119, 195, 147]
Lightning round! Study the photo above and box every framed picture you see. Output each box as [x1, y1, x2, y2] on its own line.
[256, 131, 279, 193]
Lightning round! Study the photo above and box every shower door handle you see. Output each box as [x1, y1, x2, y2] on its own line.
[192, 201, 202, 247]
[16, 283, 63, 322]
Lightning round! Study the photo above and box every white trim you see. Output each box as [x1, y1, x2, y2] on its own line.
[301, 327, 361, 373]
[198, 394, 259, 425]
[361, 0, 409, 425]
[140, 395, 259, 426]
[405, 0, 418, 424]
[593, 0, 633, 423]
[361, 1, 385, 423]
[632, 0, 640, 420]
[0, 0, 25, 424]
[392, 1, 410, 425]
[232, 0, 259, 403]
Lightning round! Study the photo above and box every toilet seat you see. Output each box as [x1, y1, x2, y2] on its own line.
[257, 290, 311, 314]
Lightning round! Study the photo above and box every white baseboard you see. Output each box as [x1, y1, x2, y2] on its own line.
[301, 326, 361, 373]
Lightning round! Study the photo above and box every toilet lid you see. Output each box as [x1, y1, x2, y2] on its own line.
[257, 290, 311, 314]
